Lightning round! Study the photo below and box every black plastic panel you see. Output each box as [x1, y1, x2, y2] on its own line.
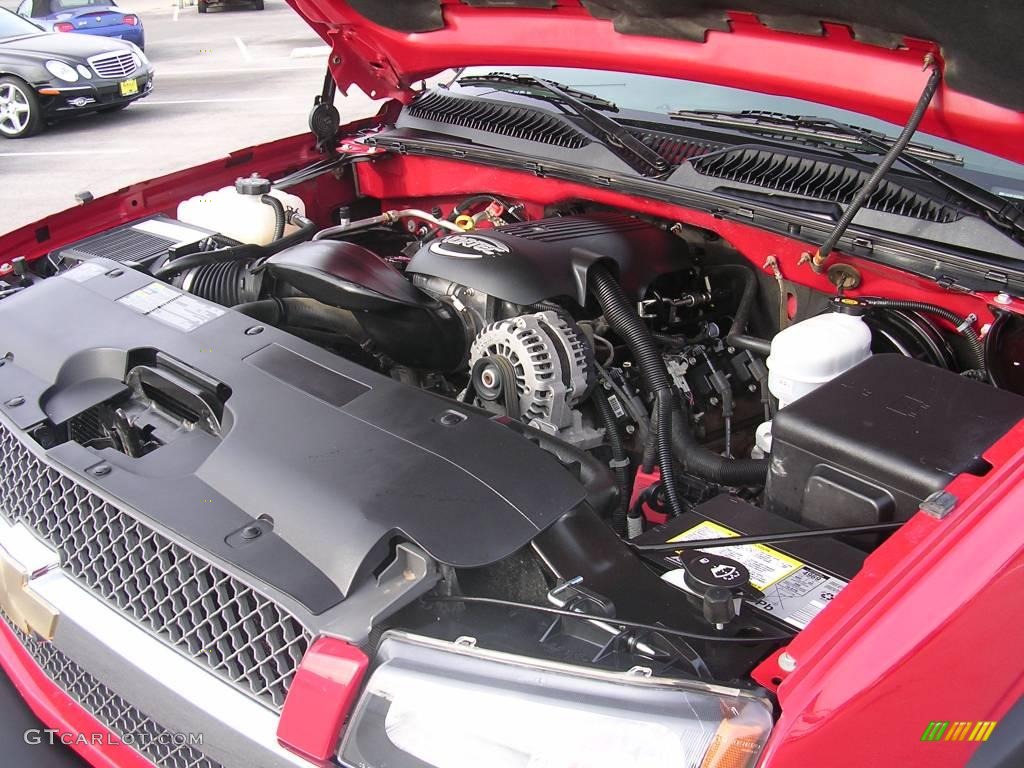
[406, 213, 689, 304]
[0, 262, 591, 611]
[767, 354, 1024, 525]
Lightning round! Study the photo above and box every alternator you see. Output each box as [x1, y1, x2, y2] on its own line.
[469, 311, 590, 431]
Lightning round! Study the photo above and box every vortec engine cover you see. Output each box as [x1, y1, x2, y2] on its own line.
[406, 213, 687, 305]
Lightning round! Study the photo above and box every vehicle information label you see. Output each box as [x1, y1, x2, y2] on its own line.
[118, 282, 224, 332]
[59, 262, 107, 283]
[666, 520, 847, 629]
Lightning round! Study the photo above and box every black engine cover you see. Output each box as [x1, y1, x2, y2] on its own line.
[406, 213, 687, 305]
[0, 261, 591, 616]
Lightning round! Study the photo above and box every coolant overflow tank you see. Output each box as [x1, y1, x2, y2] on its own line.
[755, 298, 872, 457]
[177, 173, 305, 246]
[767, 298, 872, 409]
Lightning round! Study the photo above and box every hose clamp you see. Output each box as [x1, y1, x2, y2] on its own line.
[956, 313, 978, 333]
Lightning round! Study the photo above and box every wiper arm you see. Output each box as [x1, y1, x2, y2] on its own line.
[854, 130, 1024, 239]
[670, 108, 963, 165]
[457, 73, 669, 175]
[674, 104, 1024, 241]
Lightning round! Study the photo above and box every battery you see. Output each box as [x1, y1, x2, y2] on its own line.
[635, 495, 866, 631]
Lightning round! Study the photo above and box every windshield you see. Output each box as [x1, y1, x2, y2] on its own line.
[0, 7, 42, 37]
[458, 66, 1024, 186]
[50, 0, 115, 10]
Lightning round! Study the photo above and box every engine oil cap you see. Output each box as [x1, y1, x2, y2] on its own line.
[830, 295, 869, 316]
[235, 174, 272, 196]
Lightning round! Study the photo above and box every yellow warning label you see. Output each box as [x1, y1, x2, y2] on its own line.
[668, 520, 805, 590]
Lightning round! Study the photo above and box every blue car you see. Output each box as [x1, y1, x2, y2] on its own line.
[15, 0, 144, 50]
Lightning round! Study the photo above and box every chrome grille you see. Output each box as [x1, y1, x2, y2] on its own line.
[3, 614, 223, 768]
[0, 422, 312, 710]
[88, 52, 139, 79]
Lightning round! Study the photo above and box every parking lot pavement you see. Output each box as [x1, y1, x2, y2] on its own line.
[0, 0, 379, 232]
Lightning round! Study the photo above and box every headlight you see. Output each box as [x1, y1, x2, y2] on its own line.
[44, 60, 79, 83]
[127, 44, 147, 66]
[76, 64, 92, 79]
[339, 633, 773, 768]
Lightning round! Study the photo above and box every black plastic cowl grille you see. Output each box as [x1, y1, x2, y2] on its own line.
[406, 92, 589, 148]
[692, 148, 962, 223]
[626, 128, 720, 166]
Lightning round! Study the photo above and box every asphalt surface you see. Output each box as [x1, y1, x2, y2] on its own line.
[0, 2, 374, 764]
[0, 0, 378, 232]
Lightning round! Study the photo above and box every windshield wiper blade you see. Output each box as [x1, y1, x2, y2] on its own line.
[457, 72, 620, 111]
[669, 109, 964, 165]
[457, 73, 669, 175]
[853, 130, 1024, 238]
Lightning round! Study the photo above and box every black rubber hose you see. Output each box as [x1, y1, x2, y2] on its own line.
[589, 263, 769, 492]
[588, 263, 685, 517]
[814, 65, 942, 269]
[233, 297, 364, 337]
[499, 418, 618, 521]
[671, 400, 769, 485]
[729, 334, 772, 357]
[862, 297, 986, 375]
[708, 264, 759, 345]
[592, 387, 630, 534]
[152, 215, 316, 280]
[260, 194, 287, 241]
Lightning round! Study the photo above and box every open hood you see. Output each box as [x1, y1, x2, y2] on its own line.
[287, 0, 1024, 163]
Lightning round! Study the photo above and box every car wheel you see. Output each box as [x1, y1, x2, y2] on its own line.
[197, 1, 208, 12]
[0, 77, 43, 139]
[253, 0, 264, 9]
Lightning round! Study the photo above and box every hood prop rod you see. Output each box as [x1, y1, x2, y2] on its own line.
[804, 55, 942, 273]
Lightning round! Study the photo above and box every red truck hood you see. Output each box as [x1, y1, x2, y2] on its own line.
[287, 0, 1024, 163]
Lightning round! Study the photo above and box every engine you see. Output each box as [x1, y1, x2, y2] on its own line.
[25, 183, 1022, 679]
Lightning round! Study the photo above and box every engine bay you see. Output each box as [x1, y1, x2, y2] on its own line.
[3, 155, 1023, 694]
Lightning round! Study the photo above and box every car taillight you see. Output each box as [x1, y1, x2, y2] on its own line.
[122, 14, 138, 25]
[54, 22, 74, 32]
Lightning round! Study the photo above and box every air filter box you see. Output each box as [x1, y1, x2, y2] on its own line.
[53, 216, 217, 269]
[766, 354, 1024, 526]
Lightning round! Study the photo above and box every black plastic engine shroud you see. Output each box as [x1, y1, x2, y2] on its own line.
[406, 213, 690, 305]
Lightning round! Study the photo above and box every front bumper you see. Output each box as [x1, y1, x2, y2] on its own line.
[0, 543, 307, 768]
[38, 70, 154, 118]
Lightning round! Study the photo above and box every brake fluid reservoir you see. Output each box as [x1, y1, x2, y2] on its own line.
[756, 297, 872, 455]
[177, 174, 305, 246]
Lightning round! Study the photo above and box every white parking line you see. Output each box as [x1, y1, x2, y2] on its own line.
[0, 149, 124, 157]
[157, 64, 325, 77]
[135, 97, 279, 105]
[234, 36, 254, 63]
[290, 45, 330, 58]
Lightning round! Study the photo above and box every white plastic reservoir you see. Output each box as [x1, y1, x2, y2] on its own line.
[755, 300, 872, 456]
[177, 175, 305, 246]
[767, 307, 872, 409]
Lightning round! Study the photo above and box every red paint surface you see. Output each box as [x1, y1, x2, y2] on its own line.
[288, 1, 1024, 162]
[0, 619, 155, 768]
[629, 467, 668, 525]
[277, 636, 369, 763]
[754, 420, 1024, 766]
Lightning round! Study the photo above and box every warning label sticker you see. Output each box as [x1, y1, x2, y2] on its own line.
[666, 520, 847, 630]
[667, 520, 803, 590]
[118, 282, 224, 332]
